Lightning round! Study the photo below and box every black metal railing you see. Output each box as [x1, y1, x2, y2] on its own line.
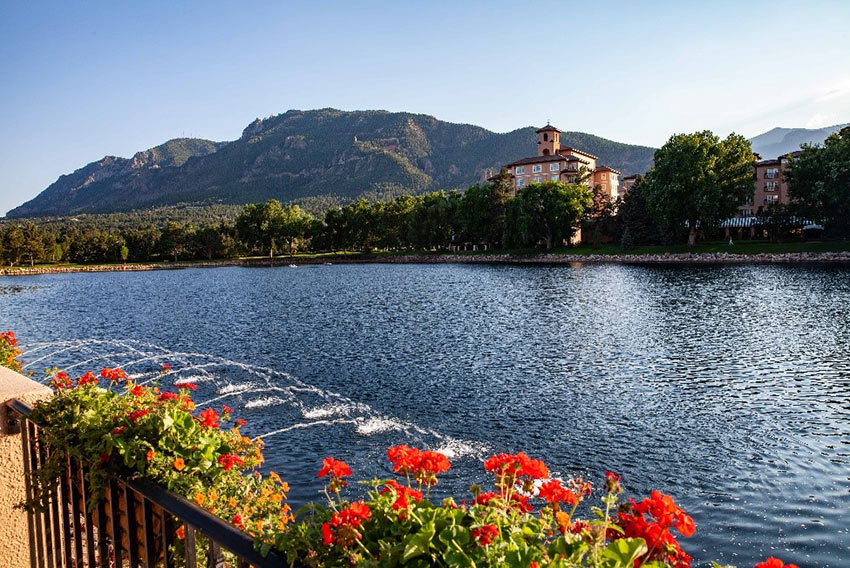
[6, 399, 287, 568]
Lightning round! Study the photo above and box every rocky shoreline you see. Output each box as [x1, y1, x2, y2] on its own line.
[1, 250, 849, 277]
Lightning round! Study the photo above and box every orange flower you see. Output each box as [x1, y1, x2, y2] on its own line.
[193, 493, 206, 506]
[175, 525, 185, 540]
[146, 449, 155, 461]
[173, 458, 186, 471]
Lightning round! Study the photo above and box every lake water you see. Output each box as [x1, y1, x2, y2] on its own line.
[1, 263, 848, 567]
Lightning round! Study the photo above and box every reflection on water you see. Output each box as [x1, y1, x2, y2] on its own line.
[1, 263, 849, 566]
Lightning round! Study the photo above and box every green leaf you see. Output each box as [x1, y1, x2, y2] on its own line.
[601, 538, 648, 568]
[402, 522, 436, 563]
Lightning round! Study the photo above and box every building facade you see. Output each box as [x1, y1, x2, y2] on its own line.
[502, 125, 621, 198]
[737, 150, 800, 217]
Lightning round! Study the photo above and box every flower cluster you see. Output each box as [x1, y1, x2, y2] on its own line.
[321, 501, 372, 547]
[484, 451, 549, 495]
[0, 330, 24, 373]
[30, 362, 292, 558]
[387, 444, 451, 486]
[617, 491, 696, 568]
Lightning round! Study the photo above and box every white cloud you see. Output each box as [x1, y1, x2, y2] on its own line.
[805, 112, 838, 128]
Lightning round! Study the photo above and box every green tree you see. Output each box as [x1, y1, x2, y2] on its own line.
[617, 177, 657, 247]
[21, 223, 45, 266]
[124, 226, 162, 262]
[408, 191, 457, 250]
[193, 225, 226, 260]
[505, 181, 592, 249]
[785, 126, 850, 237]
[643, 131, 755, 246]
[159, 222, 189, 262]
[277, 204, 313, 255]
[2, 225, 25, 266]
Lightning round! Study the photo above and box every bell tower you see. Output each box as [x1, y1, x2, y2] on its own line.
[536, 123, 561, 156]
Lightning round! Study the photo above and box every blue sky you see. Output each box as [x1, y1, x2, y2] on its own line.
[1, 0, 849, 215]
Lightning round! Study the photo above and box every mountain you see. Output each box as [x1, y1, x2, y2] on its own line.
[7, 109, 656, 218]
[749, 123, 848, 158]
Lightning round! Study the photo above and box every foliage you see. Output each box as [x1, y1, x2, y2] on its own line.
[29, 367, 293, 546]
[618, 177, 658, 248]
[505, 182, 592, 249]
[643, 131, 755, 246]
[785, 126, 850, 237]
[0, 330, 24, 373]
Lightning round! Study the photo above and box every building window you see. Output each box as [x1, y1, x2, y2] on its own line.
[601, 173, 607, 180]
[741, 209, 752, 217]
[765, 195, 777, 204]
[549, 163, 559, 172]
[532, 164, 542, 173]
[516, 178, 525, 187]
[765, 168, 779, 179]
[515, 166, 525, 174]
[765, 181, 777, 191]
[533, 176, 542, 183]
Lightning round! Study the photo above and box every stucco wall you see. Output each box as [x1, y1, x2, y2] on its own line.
[0, 367, 52, 568]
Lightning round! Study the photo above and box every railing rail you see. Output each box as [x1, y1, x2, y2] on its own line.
[6, 399, 288, 568]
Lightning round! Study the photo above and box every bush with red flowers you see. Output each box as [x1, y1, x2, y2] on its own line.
[27, 364, 293, 562]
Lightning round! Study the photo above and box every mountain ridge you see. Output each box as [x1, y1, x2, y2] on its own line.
[750, 123, 848, 158]
[7, 109, 657, 218]
[9, 109, 844, 218]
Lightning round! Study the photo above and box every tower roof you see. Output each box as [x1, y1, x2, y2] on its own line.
[536, 124, 561, 133]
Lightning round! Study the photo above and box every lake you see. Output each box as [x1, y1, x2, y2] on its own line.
[1, 263, 848, 566]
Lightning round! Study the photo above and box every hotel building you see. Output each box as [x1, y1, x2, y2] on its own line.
[502, 125, 621, 199]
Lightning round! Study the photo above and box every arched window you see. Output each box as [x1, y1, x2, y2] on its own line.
[542, 148, 550, 156]
[543, 133, 549, 141]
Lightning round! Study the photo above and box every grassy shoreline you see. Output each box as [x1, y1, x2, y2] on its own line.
[1, 241, 849, 276]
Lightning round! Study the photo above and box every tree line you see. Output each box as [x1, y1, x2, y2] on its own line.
[2, 127, 846, 265]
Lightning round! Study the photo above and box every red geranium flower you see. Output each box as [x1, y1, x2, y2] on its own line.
[755, 559, 799, 568]
[321, 522, 334, 546]
[159, 391, 178, 401]
[76, 371, 98, 386]
[471, 524, 499, 546]
[217, 454, 245, 471]
[387, 444, 450, 486]
[130, 385, 143, 396]
[112, 426, 126, 435]
[380, 480, 423, 511]
[128, 409, 149, 422]
[538, 479, 578, 506]
[177, 382, 197, 391]
[235, 418, 247, 427]
[101, 367, 127, 382]
[198, 408, 220, 429]
[222, 404, 233, 414]
[317, 457, 353, 478]
[50, 372, 73, 390]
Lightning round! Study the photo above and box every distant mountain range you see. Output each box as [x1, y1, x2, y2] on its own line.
[6, 109, 656, 218]
[749, 123, 848, 159]
[7, 109, 846, 218]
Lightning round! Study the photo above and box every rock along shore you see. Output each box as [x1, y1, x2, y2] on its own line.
[1, 250, 849, 277]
